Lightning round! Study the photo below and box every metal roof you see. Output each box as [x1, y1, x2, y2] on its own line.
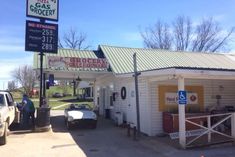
[33, 49, 107, 72]
[99, 45, 235, 74]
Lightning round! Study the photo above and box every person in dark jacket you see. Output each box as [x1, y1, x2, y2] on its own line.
[22, 94, 35, 129]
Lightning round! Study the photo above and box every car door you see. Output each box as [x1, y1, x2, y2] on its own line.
[5, 93, 15, 124]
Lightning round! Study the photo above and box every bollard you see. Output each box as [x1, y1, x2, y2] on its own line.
[127, 124, 131, 137]
[133, 126, 137, 140]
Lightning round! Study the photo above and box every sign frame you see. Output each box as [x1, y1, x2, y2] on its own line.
[26, 0, 59, 21]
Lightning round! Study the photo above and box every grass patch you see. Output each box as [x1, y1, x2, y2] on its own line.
[14, 98, 93, 110]
[53, 102, 93, 110]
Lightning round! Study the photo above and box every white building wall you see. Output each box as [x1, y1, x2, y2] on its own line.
[95, 74, 152, 135]
[149, 78, 235, 136]
[138, 77, 151, 135]
[94, 74, 115, 115]
[112, 77, 132, 121]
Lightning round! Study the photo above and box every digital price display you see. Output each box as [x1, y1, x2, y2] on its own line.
[25, 20, 58, 53]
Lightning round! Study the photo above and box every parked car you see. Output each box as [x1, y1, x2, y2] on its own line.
[52, 93, 64, 98]
[64, 104, 97, 129]
[63, 93, 72, 97]
[0, 91, 20, 145]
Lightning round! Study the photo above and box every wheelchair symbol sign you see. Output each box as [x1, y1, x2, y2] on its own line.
[178, 90, 187, 105]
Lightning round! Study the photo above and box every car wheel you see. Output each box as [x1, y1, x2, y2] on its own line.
[0, 122, 8, 145]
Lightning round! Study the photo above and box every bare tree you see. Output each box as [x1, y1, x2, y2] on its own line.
[141, 16, 234, 52]
[58, 37, 63, 48]
[7, 81, 16, 91]
[59, 28, 91, 50]
[11, 65, 36, 96]
[141, 21, 172, 49]
[173, 16, 192, 51]
[192, 18, 234, 52]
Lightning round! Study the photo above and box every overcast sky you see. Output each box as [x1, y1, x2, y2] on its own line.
[0, 0, 235, 89]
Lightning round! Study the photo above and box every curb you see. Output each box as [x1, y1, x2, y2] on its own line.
[34, 125, 52, 132]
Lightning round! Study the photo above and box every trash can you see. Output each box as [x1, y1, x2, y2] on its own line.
[36, 107, 51, 127]
[105, 109, 110, 119]
[115, 112, 123, 126]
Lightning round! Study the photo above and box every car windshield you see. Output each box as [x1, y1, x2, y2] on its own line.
[68, 104, 91, 111]
[0, 94, 5, 106]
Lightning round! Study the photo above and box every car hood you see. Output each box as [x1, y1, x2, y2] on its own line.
[67, 110, 97, 120]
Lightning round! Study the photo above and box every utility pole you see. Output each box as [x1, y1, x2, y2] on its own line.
[133, 53, 141, 137]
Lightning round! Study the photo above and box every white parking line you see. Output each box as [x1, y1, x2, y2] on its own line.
[52, 103, 70, 109]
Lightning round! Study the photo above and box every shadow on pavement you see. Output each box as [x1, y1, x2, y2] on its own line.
[9, 123, 36, 135]
[50, 115, 67, 132]
[50, 113, 159, 157]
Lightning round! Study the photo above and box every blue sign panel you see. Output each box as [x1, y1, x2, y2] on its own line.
[178, 90, 187, 105]
[49, 74, 54, 86]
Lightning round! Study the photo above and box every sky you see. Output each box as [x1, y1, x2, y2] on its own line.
[0, 0, 235, 89]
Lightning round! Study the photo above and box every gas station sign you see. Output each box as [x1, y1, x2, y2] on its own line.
[27, 0, 59, 21]
[25, 20, 58, 53]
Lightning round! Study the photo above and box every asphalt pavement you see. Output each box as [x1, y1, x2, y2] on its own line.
[1, 110, 235, 157]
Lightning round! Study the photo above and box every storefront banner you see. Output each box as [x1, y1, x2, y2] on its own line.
[47, 56, 109, 69]
[165, 92, 198, 105]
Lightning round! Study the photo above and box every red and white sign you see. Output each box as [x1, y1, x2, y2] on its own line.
[48, 56, 109, 69]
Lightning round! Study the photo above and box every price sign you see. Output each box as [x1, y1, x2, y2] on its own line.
[25, 20, 58, 53]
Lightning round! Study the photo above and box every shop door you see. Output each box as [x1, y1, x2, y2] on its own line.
[127, 83, 137, 126]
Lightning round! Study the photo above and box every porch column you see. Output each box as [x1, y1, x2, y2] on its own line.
[73, 80, 76, 96]
[91, 86, 93, 97]
[178, 76, 186, 148]
[231, 113, 235, 139]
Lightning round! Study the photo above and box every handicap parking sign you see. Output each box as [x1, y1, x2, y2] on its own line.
[178, 90, 187, 105]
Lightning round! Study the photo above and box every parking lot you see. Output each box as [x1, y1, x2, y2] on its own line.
[1, 110, 235, 157]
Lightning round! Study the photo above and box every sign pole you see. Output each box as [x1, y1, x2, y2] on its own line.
[43, 73, 46, 97]
[39, 19, 45, 107]
[133, 53, 141, 137]
[39, 52, 44, 107]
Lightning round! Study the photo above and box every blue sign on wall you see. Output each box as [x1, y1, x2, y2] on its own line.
[178, 90, 187, 105]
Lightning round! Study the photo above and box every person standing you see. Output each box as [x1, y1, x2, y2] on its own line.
[22, 94, 35, 129]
